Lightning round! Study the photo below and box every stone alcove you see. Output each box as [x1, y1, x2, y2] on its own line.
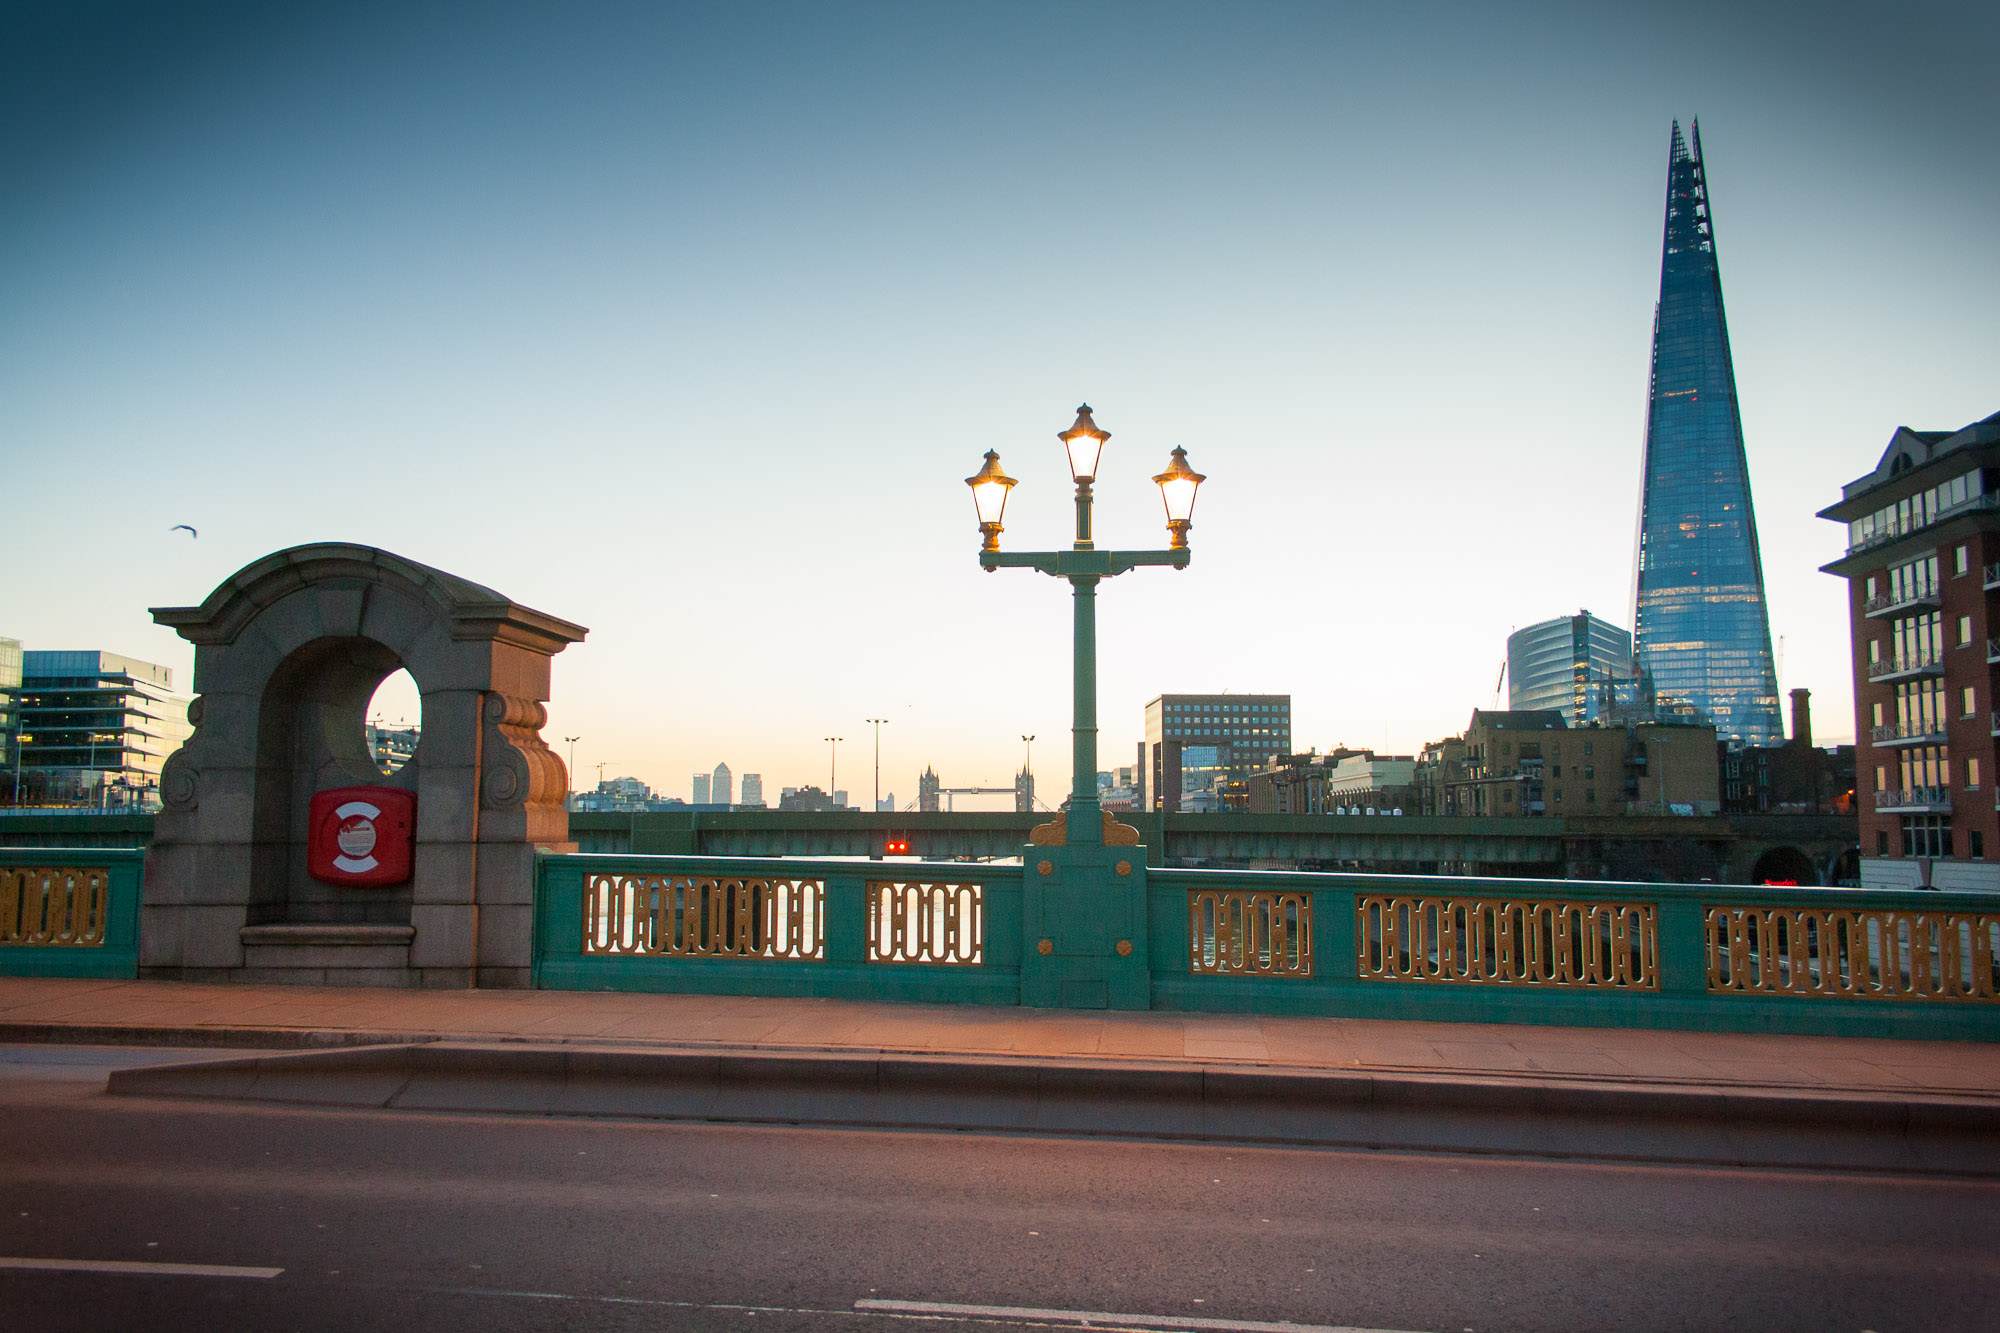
[142, 544, 587, 987]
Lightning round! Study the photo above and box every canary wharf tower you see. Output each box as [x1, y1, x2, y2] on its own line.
[1631, 121, 1782, 744]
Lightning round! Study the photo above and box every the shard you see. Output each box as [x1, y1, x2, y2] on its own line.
[1631, 120, 1782, 744]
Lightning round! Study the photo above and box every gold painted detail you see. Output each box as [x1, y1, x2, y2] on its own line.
[0, 867, 109, 948]
[1189, 889, 1312, 978]
[1357, 895, 1656, 989]
[583, 873, 823, 959]
[1115, 860, 1132, 877]
[1706, 905, 2000, 1001]
[1037, 938, 1054, 955]
[1029, 811, 1140, 846]
[868, 881, 984, 966]
[1115, 939, 1133, 957]
[1037, 860, 1054, 877]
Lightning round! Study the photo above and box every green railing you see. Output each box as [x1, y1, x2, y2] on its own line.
[533, 853, 1023, 1005]
[0, 848, 144, 979]
[535, 852, 1999, 1040]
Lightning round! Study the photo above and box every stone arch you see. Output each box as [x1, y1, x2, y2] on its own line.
[1750, 845, 1819, 886]
[142, 544, 586, 987]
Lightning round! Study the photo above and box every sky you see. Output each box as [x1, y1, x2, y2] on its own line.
[3, 1, 1996, 810]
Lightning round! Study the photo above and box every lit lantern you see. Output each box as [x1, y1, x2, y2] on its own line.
[1058, 404, 1110, 485]
[965, 450, 1017, 552]
[1152, 446, 1206, 549]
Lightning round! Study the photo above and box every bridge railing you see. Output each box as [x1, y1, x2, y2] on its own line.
[534, 853, 1023, 1005]
[536, 853, 1997, 1038]
[1148, 868, 1999, 1039]
[0, 848, 144, 979]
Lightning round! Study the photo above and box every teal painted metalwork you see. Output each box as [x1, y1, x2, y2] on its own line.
[0, 848, 143, 979]
[536, 850, 2000, 1041]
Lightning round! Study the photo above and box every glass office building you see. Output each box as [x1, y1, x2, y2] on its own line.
[1508, 612, 1633, 726]
[1631, 121, 1782, 744]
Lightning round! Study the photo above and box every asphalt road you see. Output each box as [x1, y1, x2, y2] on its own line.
[0, 1045, 1995, 1333]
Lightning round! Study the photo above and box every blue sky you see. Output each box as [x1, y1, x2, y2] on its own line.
[3, 1, 1995, 806]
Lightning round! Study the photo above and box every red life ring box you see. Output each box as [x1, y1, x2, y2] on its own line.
[306, 786, 416, 888]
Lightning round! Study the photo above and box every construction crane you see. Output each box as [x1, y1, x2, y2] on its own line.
[1492, 658, 1508, 709]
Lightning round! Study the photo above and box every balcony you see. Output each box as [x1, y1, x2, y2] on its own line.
[1993, 711, 2000, 738]
[1848, 491, 2000, 557]
[1871, 721, 1949, 748]
[1863, 588, 1942, 618]
[1868, 652, 1946, 682]
[1986, 562, 2000, 590]
[1875, 786, 1954, 814]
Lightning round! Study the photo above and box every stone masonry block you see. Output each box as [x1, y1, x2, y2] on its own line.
[475, 844, 537, 907]
[409, 903, 478, 971]
[314, 585, 366, 638]
[410, 841, 476, 905]
[475, 903, 534, 973]
[181, 904, 251, 968]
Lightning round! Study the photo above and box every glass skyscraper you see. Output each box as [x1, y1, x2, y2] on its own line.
[1631, 121, 1782, 744]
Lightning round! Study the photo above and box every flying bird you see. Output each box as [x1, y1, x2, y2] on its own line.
[170, 525, 197, 538]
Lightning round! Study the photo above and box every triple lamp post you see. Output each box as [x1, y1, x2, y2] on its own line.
[965, 405, 1204, 847]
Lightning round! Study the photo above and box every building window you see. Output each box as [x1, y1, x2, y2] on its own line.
[1584, 765, 1595, 779]
[1876, 766, 1887, 790]
[1901, 816, 1952, 858]
[1974, 831, 1986, 859]
[1553, 789, 1563, 803]
[1873, 702, 1886, 728]
[1503, 788, 1514, 803]
[1957, 545, 1970, 576]
[1586, 789, 1596, 804]
[1969, 758, 1981, 789]
[1965, 687, 1977, 717]
[1869, 640, 1881, 665]
[1583, 741, 1593, 756]
[1959, 615, 1974, 647]
[1866, 575, 1879, 598]
[1877, 830, 1889, 856]
[1501, 742, 1512, 755]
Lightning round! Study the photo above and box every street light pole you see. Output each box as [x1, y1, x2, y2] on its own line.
[824, 736, 842, 805]
[968, 406, 1204, 846]
[865, 719, 887, 812]
[563, 736, 580, 795]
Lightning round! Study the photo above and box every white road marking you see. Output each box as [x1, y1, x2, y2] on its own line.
[0, 1257, 282, 1279]
[855, 1300, 1424, 1333]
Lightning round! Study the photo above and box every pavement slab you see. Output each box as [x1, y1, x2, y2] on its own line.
[0, 976, 1997, 1101]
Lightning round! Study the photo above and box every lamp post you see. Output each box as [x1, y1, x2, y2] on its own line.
[968, 405, 1204, 847]
[824, 736, 842, 805]
[866, 719, 888, 812]
[563, 736, 580, 796]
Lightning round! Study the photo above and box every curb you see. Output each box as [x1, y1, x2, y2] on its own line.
[0, 1022, 436, 1050]
[104, 1042, 2000, 1177]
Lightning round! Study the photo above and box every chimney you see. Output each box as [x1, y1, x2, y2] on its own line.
[1789, 688, 1812, 748]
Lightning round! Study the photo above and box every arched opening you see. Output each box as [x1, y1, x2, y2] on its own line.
[248, 637, 416, 927]
[1751, 845, 1818, 887]
[365, 668, 422, 775]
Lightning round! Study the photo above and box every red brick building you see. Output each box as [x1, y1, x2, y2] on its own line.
[1821, 409, 2000, 891]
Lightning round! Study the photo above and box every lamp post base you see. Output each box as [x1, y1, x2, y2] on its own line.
[1021, 842, 1150, 1010]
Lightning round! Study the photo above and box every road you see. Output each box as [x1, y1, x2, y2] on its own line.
[0, 1045, 1994, 1332]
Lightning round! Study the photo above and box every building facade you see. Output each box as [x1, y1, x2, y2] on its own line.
[740, 772, 764, 807]
[711, 762, 732, 808]
[1141, 693, 1291, 812]
[692, 773, 710, 805]
[7, 650, 191, 809]
[1630, 121, 1783, 744]
[1429, 709, 1719, 817]
[0, 636, 19, 789]
[1508, 611, 1633, 725]
[1820, 409, 2000, 891]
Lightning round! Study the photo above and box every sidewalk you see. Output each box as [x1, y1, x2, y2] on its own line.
[4, 976, 1997, 1100]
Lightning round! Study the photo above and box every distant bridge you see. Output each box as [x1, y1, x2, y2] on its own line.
[0, 810, 1859, 885]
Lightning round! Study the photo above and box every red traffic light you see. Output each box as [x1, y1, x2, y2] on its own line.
[884, 834, 911, 856]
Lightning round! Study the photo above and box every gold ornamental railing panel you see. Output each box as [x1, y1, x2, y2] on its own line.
[868, 881, 984, 965]
[1189, 889, 1313, 977]
[0, 867, 110, 948]
[583, 873, 823, 960]
[1706, 906, 2000, 1001]
[1358, 895, 1657, 989]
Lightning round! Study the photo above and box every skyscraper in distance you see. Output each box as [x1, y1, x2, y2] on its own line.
[712, 762, 732, 807]
[1630, 120, 1782, 744]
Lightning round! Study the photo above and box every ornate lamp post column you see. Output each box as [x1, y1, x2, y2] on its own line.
[967, 405, 1205, 1008]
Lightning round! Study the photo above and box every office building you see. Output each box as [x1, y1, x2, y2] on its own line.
[1142, 693, 1292, 812]
[1820, 408, 2000, 891]
[692, 773, 711, 805]
[1509, 612, 1633, 725]
[7, 650, 191, 808]
[711, 762, 732, 807]
[1630, 121, 1783, 743]
[740, 772, 764, 807]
